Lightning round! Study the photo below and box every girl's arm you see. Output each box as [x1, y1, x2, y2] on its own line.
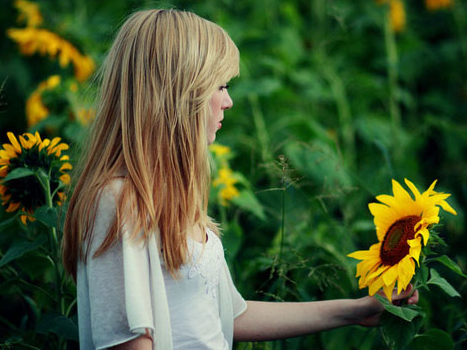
[234, 287, 418, 341]
[110, 329, 153, 350]
[109, 337, 152, 350]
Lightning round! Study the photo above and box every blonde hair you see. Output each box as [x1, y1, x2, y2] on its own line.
[62, 9, 239, 279]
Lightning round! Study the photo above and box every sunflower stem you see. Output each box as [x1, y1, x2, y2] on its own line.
[42, 170, 66, 349]
[384, 8, 401, 137]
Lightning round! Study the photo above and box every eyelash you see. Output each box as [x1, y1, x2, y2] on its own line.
[219, 85, 229, 91]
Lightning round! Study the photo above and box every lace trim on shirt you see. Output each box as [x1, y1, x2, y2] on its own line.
[186, 230, 224, 299]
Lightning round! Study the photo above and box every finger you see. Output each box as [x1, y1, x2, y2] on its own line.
[407, 289, 419, 305]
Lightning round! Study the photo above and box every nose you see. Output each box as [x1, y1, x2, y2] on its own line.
[222, 91, 233, 110]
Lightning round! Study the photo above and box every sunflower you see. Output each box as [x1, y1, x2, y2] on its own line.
[348, 179, 457, 301]
[0, 131, 72, 224]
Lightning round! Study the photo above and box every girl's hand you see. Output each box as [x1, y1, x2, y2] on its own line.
[357, 284, 419, 327]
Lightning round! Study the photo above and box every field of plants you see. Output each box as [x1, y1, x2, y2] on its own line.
[0, 0, 466, 349]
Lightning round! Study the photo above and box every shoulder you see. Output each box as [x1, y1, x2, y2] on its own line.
[87, 178, 126, 248]
[94, 177, 125, 215]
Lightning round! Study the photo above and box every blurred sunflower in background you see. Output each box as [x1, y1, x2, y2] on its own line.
[0, 131, 72, 224]
[348, 179, 457, 301]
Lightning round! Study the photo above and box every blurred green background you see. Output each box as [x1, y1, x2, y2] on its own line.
[0, 0, 466, 349]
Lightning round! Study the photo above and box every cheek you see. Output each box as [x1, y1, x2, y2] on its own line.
[209, 91, 222, 112]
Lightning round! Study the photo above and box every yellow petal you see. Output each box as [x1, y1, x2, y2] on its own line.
[425, 179, 438, 194]
[368, 264, 391, 281]
[383, 280, 396, 302]
[0, 150, 12, 160]
[39, 139, 50, 151]
[382, 265, 399, 286]
[404, 178, 421, 199]
[34, 131, 42, 143]
[3, 144, 18, 156]
[60, 162, 72, 172]
[0, 165, 8, 177]
[368, 276, 385, 296]
[348, 243, 380, 260]
[7, 132, 22, 153]
[416, 228, 430, 246]
[392, 179, 413, 202]
[49, 143, 69, 156]
[408, 237, 422, 265]
[60, 173, 70, 184]
[397, 256, 415, 293]
[47, 137, 61, 151]
[438, 200, 457, 216]
[6, 201, 21, 212]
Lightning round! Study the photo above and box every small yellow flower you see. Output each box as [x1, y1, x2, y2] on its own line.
[14, 0, 43, 28]
[425, 0, 452, 11]
[0, 131, 72, 224]
[348, 179, 456, 301]
[210, 143, 231, 157]
[213, 166, 240, 206]
[390, 0, 406, 32]
[377, 0, 406, 33]
[76, 108, 96, 126]
[219, 185, 240, 206]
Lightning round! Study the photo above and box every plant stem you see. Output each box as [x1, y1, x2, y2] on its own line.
[40, 171, 66, 350]
[279, 186, 286, 264]
[248, 93, 271, 164]
[384, 12, 401, 130]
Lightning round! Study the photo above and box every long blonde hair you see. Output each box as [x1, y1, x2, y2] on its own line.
[62, 9, 239, 279]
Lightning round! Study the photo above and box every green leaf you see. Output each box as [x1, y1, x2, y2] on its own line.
[232, 190, 266, 220]
[34, 206, 58, 228]
[0, 235, 47, 267]
[434, 255, 467, 278]
[17, 251, 54, 281]
[427, 269, 461, 297]
[1, 167, 35, 183]
[410, 328, 455, 350]
[0, 216, 18, 230]
[375, 294, 421, 322]
[223, 220, 243, 261]
[416, 265, 430, 291]
[36, 312, 79, 341]
[380, 313, 424, 350]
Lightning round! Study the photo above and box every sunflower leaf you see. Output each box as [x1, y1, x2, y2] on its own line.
[434, 255, 467, 278]
[409, 328, 455, 350]
[428, 230, 447, 248]
[375, 294, 421, 321]
[416, 265, 430, 291]
[1, 167, 35, 183]
[0, 235, 47, 267]
[36, 312, 79, 341]
[34, 206, 58, 228]
[379, 312, 424, 350]
[427, 269, 461, 297]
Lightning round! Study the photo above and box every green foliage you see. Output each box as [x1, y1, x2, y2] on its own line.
[1, 0, 467, 349]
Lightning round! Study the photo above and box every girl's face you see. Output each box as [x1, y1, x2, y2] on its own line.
[207, 85, 233, 144]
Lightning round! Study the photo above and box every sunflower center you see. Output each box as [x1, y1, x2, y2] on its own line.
[380, 215, 420, 266]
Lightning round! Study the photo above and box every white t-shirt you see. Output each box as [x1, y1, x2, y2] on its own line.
[76, 180, 247, 349]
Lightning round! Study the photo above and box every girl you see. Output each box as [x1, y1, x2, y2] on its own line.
[62, 9, 418, 350]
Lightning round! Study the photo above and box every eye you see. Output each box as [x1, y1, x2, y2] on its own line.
[219, 85, 230, 91]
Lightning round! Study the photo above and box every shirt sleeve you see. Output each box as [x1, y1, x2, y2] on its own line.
[223, 259, 248, 319]
[84, 181, 154, 349]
